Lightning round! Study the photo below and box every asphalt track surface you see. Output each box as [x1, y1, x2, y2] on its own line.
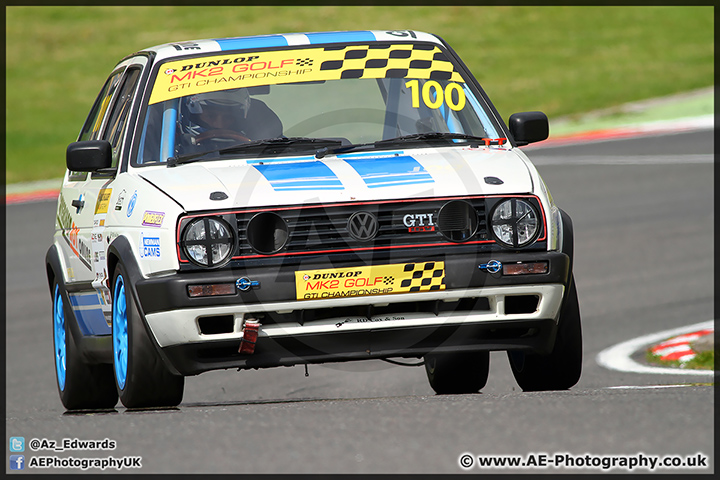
[5, 129, 714, 474]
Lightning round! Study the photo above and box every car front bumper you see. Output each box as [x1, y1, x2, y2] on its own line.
[135, 251, 570, 375]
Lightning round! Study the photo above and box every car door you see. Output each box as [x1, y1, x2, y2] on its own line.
[58, 58, 145, 333]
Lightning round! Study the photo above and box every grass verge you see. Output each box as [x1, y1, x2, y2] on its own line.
[6, 6, 713, 183]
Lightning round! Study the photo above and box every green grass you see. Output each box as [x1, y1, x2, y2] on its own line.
[646, 349, 715, 370]
[5, 6, 714, 183]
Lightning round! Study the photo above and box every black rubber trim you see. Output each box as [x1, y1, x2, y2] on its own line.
[560, 208, 574, 274]
[163, 318, 558, 375]
[121, 51, 156, 174]
[46, 245, 83, 348]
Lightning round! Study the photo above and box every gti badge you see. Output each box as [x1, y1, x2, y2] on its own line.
[479, 260, 502, 274]
[236, 277, 260, 291]
[403, 213, 435, 232]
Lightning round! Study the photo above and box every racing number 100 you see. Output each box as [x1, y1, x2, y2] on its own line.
[405, 80, 466, 111]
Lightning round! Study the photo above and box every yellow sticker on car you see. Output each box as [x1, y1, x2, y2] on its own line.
[150, 45, 464, 105]
[94, 188, 112, 214]
[295, 262, 445, 300]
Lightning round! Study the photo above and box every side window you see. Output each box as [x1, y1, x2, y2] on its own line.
[104, 68, 141, 167]
[78, 69, 125, 142]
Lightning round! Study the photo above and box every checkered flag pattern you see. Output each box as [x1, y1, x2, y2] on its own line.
[400, 262, 445, 292]
[383, 276, 395, 285]
[296, 58, 314, 66]
[318, 44, 463, 82]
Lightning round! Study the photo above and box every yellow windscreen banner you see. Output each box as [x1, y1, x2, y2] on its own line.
[149, 44, 464, 104]
[295, 261, 445, 301]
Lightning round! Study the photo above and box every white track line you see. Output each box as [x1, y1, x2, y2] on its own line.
[596, 320, 715, 376]
[605, 385, 700, 390]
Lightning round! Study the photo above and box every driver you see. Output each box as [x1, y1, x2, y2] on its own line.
[184, 88, 283, 145]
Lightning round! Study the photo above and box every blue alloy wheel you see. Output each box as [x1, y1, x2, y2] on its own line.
[112, 275, 129, 390]
[53, 284, 66, 391]
[109, 264, 184, 408]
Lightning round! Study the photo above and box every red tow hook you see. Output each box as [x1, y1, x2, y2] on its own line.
[238, 320, 261, 354]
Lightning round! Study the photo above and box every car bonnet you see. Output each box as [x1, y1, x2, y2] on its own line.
[137, 146, 534, 211]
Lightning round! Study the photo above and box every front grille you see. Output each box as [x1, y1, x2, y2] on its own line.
[235, 196, 488, 258]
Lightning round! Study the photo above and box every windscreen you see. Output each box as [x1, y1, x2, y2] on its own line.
[136, 43, 501, 164]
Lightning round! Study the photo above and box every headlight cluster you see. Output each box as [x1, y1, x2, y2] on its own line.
[180, 212, 290, 267]
[180, 197, 541, 268]
[489, 198, 540, 248]
[182, 217, 235, 267]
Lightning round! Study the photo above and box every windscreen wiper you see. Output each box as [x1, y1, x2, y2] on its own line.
[314, 133, 508, 159]
[168, 137, 344, 167]
[168, 149, 223, 167]
[374, 132, 507, 146]
[219, 136, 343, 156]
[314, 142, 376, 159]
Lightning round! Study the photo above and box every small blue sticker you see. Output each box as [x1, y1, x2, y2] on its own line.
[140, 236, 161, 259]
[127, 191, 138, 217]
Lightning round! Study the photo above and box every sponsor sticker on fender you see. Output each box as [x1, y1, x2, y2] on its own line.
[139, 235, 161, 259]
[295, 262, 445, 300]
[142, 211, 165, 227]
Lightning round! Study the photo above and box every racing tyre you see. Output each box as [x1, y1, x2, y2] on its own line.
[424, 351, 490, 394]
[508, 276, 582, 391]
[52, 281, 118, 410]
[112, 264, 184, 408]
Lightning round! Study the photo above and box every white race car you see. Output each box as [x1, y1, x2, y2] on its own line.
[46, 30, 581, 409]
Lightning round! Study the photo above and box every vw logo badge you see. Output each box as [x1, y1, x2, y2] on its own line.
[347, 211, 379, 241]
[479, 260, 502, 274]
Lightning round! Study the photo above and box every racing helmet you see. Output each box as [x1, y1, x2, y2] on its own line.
[181, 88, 251, 135]
[186, 88, 251, 117]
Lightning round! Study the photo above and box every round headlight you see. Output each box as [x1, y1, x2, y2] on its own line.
[490, 199, 540, 248]
[182, 217, 235, 267]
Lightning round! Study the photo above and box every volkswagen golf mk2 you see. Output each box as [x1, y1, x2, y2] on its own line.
[46, 30, 581, 409]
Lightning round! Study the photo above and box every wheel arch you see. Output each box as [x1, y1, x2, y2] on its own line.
[106, 235, 183, 376]
[45, 245, 78, 341]
[45, 244, 63, 294]
[106, 235, 144, 295]
[46, 244, 112, 365]
[559, 208, 574, 274]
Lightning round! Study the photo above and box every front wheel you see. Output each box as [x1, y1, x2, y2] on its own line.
[424, 351, 490, 394]
[508, 276, 582, 391]
[112, 264, 184, 408]
[52, 281, 117, 410]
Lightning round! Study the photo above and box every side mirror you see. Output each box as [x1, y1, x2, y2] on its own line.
[508, 111, 549, 146]
[66, 140, 113, 172]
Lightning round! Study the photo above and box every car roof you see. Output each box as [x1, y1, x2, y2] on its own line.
[139, 30, 445, 62]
